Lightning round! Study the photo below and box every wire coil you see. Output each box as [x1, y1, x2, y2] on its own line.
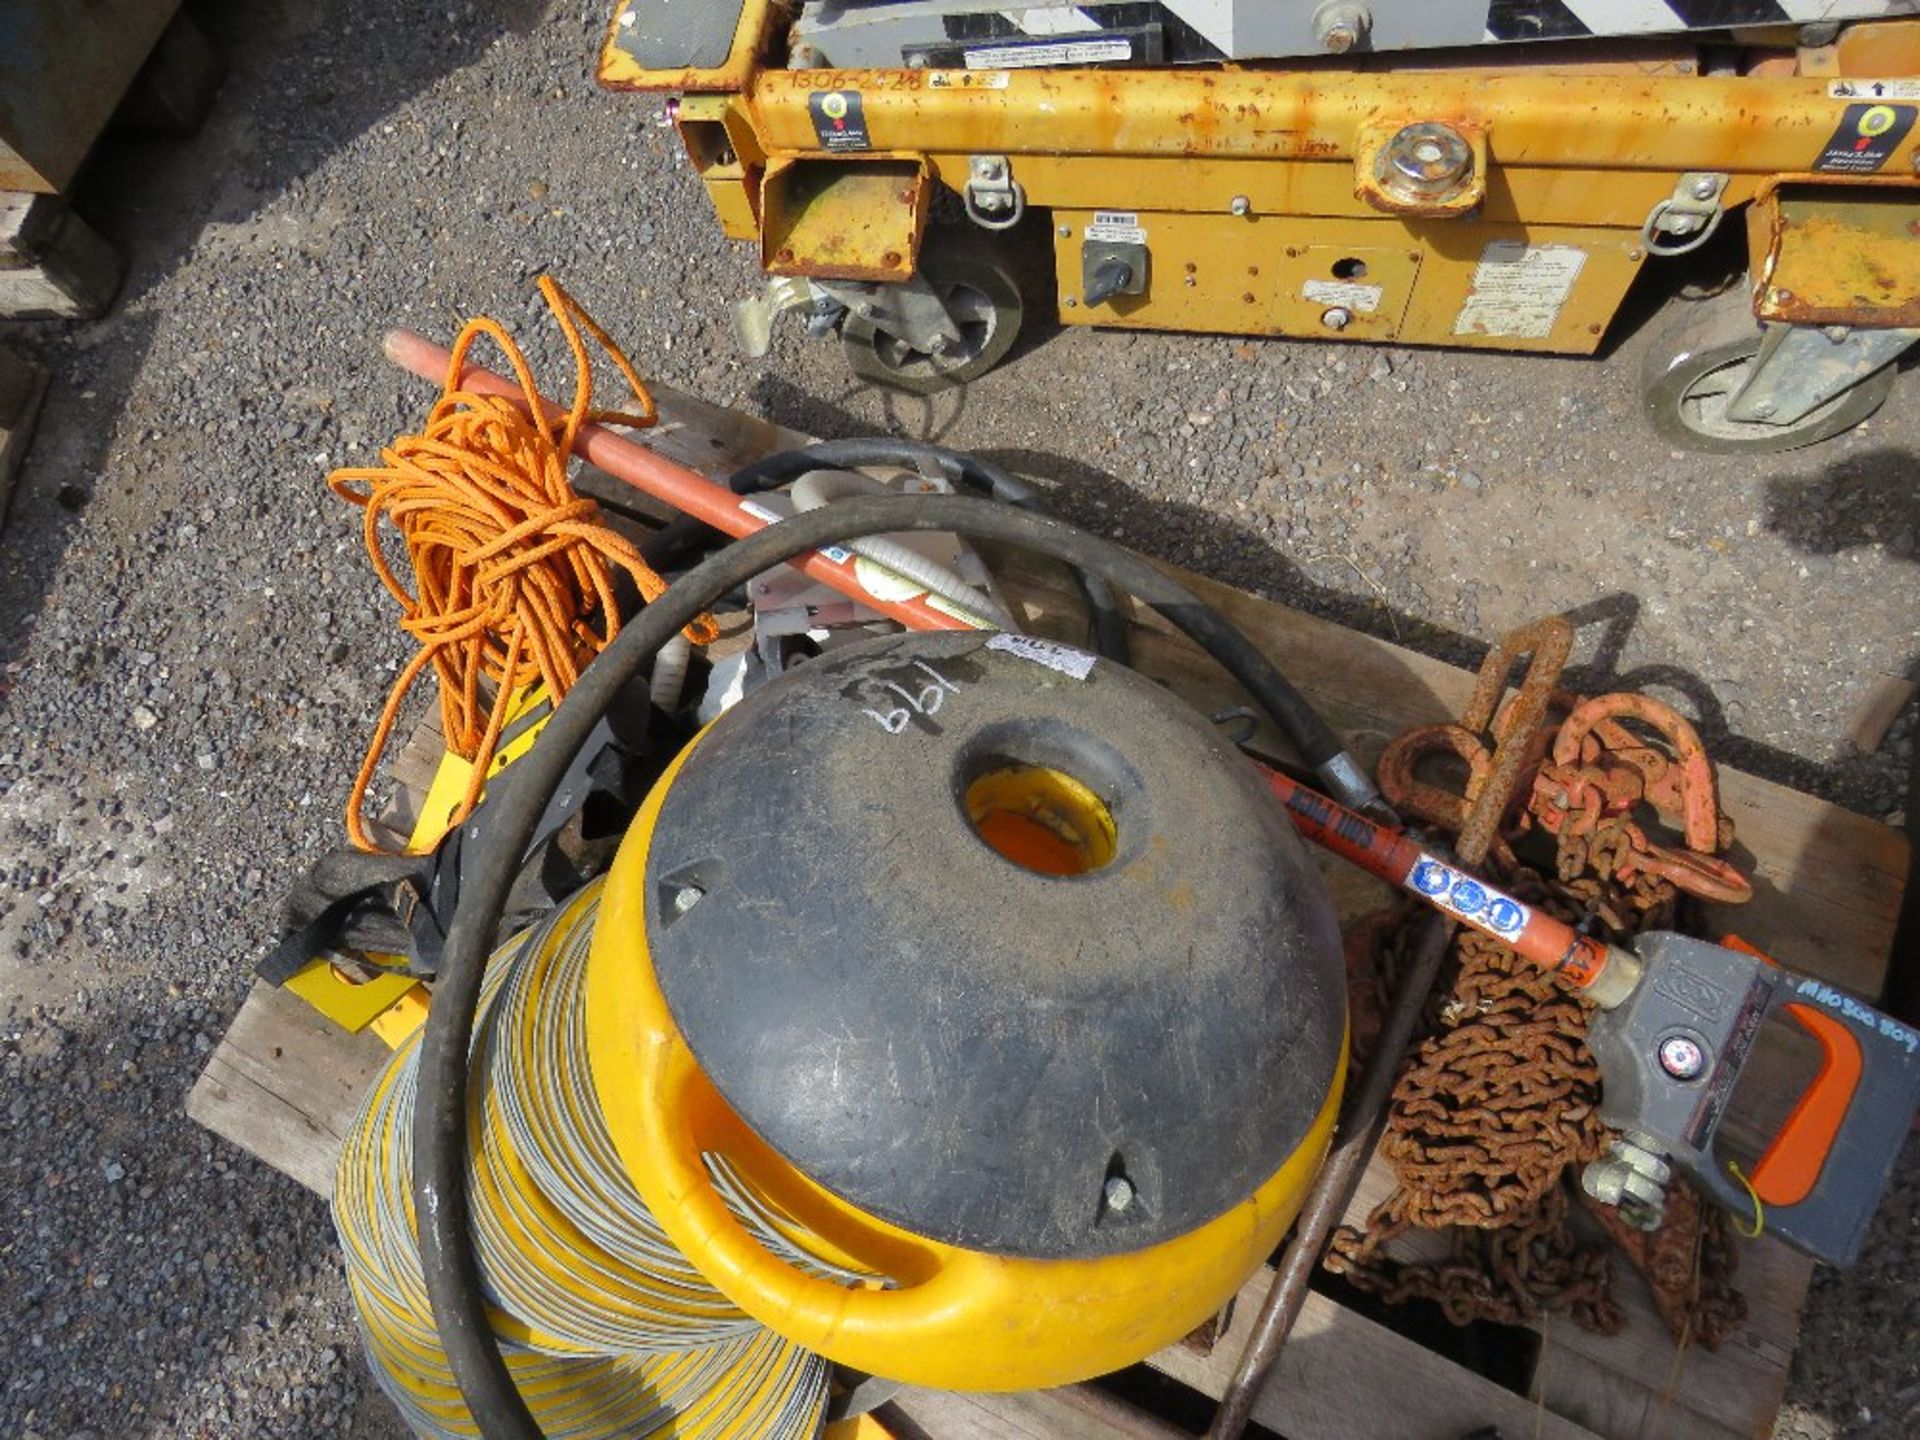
[332, 890, 835, 1437]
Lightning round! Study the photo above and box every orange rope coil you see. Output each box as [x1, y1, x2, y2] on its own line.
[329, 277, 716, 853]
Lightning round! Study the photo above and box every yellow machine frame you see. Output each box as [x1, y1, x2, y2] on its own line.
[602, 9, 1920, 362]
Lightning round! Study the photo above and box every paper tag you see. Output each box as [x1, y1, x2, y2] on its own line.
[1085, 209, 1147, 244]
[1830, 78, 1920, 101]
[1453, 242, 1587, 340]
[965, 37, 1132, 70]
[986, 633, 1096, 680]
[1302, 278, 1383, 314]
[926, 69, 1010, 89]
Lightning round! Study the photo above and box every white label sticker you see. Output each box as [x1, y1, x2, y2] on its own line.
[986, 633, 1096, 680]
[926, 69, 1010, 89]
[966, 37, 1132, 70]
[1830, 78, 1920, 101]
[1453, 242, 1588, 340]
[1407, 854, 1530, 941]
[1302, 278, 1383, 314]
[1002, 6, 1101, 35]
[1085, 209, 1147, 244]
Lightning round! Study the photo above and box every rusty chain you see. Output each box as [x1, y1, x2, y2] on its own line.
[1326, 623, 1749, 1351]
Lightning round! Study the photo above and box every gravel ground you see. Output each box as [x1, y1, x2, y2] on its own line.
[0, 2, 1913, 1437]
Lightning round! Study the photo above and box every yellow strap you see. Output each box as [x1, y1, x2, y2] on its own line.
[1726, 1160, 1766, 1239]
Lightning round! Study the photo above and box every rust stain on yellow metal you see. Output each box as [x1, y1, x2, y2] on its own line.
[1837, 17, 1920, 75]
[760, 158, 927, 282]
[603, 4, 1918, 359]
[1749, 182, 1920, 329]
[1050, 212, 1636, 352]
[739, 70, 1909, 174]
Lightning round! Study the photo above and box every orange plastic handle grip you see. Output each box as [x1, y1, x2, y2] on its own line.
[1750, 1001, 1863, 1209]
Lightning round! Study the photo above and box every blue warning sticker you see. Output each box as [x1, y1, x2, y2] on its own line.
[1408, 853, 1529, 941]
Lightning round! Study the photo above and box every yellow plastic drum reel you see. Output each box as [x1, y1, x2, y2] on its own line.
[586, 631, 1348, 1391]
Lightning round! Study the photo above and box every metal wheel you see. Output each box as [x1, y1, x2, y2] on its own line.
[841, 243, 1024, 395]
[1641, 285, 1896, 454]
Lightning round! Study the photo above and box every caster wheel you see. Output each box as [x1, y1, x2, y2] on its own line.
[841, 241, 1023, 395]
[1641, 285, 1896, 454]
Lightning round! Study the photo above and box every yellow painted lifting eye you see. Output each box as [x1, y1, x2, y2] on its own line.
[963, 762, 1117, 876]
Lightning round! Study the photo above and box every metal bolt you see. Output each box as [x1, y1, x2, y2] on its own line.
[1183, 275, 1196, 288]
[1229, 194, 1251, 216]
[1689, 176, 1719, 201]
[1064, 296, 1078, 307]
[1314, 3, 1370, 53]
[974, 158, 1004, 181]
[1321, 306, 1352, 330]
[1057, 224, 1071, 237]
[1657, 1033, 1706, 1081]
[670, 884, 705, 916]
[1381, 122, 1472, 198]
[857, 302, 875, 318]
[1666, 215, 1700, 235]
[1750, 399, 1777, 418]
[1823, 324, 1852, 342]
[1103, 1176, 1135, 1212]
[906, 53, 928, 69]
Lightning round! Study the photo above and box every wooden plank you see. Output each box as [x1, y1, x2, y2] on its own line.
[187, 386, 1906, 1440]
[185, 981, 390, 1198]
[883, 1386, 1182, 1440]
[987, 553, 1895, 1440]
[0, 1, 184, 192]
[1151, 1268, 1603, 1440]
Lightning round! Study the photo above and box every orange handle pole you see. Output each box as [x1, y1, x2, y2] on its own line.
[383, 327, 1618, 995]
[380, 329, 971, 636]
[1261, 766, 1616, 992]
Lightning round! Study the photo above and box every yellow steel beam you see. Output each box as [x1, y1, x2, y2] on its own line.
[739, 70, 1919, 174]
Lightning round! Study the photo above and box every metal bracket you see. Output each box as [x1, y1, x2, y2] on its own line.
[1641, 172, 1729, 257]
[1725, 322, 1920, 425]
[964, 155, 1026, 231]
[732, 276, 820, 358]
[815, 273, 965, 349]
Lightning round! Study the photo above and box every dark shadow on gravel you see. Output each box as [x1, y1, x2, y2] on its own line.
[0, 0, 548, 704]
[749, 374, 1914, 814]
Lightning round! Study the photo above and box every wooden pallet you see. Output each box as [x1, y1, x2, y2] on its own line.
[188, 386, 1908, 1440]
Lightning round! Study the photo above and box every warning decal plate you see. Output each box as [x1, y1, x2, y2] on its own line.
[1814, 102, 1917, 174]
[1453, 242, 1587, 340]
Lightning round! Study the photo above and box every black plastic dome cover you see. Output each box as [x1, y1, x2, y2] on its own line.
[637, 630, 1346, 1260]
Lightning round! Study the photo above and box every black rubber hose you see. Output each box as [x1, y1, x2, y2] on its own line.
[639, 439, 1132, 663]
[415, 494, 1371, 1440]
